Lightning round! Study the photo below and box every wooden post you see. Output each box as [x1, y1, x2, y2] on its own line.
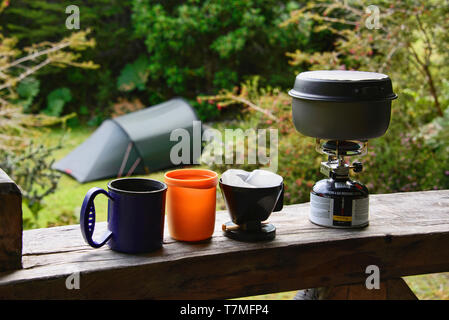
[0, 168, 22, 271]
[295, 278, 418, 300]
[316, 278, 418, 300]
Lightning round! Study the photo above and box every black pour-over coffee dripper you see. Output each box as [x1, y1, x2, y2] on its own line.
[219, 179, 284, 241]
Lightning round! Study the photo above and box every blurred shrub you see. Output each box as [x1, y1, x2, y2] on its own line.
[1, 141, 63, 229]
[203, 77, 449, 205]
[199, 78, 322, 204]
[111, 97, 145, 118]
[283, 0, 449, 119]
[117, 56, 150, 92]
[15, 78, 40, 112]
[131, 0, 315, 112]
[1, 0, 144, 118]
[192, 100, 221, 122]
[44, 88, 72, 117]
[260, 0, 449, 199]
[0, 22, 96, 227]
[2, 1, 340, 122]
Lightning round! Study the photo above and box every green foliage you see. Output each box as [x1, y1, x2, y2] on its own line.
[117, 56, 150, 92]
[1, 141, 63, 229]
[131, 0, 312, 101]
[283, 0, 449, 118]
[419, 102, 449, 155]
[204, 76, 449, 205]
[79, 105, 89, 116]
[269, 0, 449, 199]
[44, 88, 72, 116]
[87, 108, 107, 127]
[1, 0, 144, 117]
[192, 100, 221, 122]
[0, 28, 97, 125]
[16, 77, 40, 112]
[0, 22, 93, 227]
[2, 1, 334, 121]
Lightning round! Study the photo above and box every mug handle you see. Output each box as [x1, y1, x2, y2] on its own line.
[80, 187, 113, 248]
[273, 183, 284, 212]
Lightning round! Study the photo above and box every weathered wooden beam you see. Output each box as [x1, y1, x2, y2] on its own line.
[316, 278, 418, 300]
[0, 169, 22, 272]
[0, 190, 448, 299]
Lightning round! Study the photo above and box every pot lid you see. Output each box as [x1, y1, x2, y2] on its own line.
[288, 70, 397, 102]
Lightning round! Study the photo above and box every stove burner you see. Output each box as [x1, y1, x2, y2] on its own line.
[323, 140, 361, 152]
[317, 139, 367, 157]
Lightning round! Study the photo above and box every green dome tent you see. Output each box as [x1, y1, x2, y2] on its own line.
[53, 98, 200, 183]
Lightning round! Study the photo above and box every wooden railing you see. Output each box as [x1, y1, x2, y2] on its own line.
[0, 169, 449, 299]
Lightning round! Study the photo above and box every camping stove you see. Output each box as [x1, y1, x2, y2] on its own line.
[288, 70, 397, 229]
[310, 139, 369, 228]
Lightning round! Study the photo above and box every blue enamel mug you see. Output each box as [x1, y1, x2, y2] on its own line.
[80, 178, 167, 254]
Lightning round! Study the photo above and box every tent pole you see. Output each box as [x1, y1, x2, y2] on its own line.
[126, 158, 142, 177]
[118, 142, 133, 177]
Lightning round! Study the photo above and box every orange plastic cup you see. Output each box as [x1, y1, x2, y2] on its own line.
[164, 169, 218, 241]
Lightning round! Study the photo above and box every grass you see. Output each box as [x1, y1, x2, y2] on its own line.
[405, 273, 449, 300]
[24, 125, 449, 300]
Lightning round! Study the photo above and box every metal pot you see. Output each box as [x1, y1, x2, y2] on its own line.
[289, 70, 397, 140]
